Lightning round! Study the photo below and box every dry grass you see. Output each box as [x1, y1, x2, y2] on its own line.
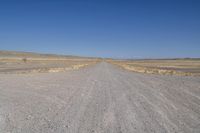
[0, 51, 100, 74]
[0, 58, 99, 74]
[108, 59, 200, 76]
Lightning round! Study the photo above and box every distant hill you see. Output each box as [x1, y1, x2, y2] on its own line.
[0, 50, 91, 59]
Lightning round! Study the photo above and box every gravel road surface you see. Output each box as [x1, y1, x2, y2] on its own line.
[0, 62, 200, 133]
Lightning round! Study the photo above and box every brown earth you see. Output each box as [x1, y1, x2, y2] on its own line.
[108, 59, 200, 76]
[0, 50, 100, 74]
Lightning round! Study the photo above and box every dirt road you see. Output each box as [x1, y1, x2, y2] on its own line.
[0, 62, 200, 133]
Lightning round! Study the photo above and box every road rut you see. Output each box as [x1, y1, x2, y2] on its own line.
[0, 62, 200, 133]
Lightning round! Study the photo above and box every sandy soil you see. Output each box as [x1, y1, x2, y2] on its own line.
[0, 50, 99, 74]
[0, 59, 98, 74]
[0, 62, 200, 133]
[109, 59, 200, 76]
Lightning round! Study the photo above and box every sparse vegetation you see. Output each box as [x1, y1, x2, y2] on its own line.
[22, 58, 27, 63]
[108, 59, 200, 76]
[0, 51, 100, 74]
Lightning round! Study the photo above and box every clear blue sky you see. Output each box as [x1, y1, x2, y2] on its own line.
[0, 0, 200, 58]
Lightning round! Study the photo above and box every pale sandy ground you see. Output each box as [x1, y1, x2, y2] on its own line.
[0, 62, 200, 133]
[0, 59, 98, 74]
[108, 60, 200, 76]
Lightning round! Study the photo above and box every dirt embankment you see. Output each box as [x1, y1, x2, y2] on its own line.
[0, 59, 99, 74]
[0, 50, 101, 74]
[108, 59, 200, 76]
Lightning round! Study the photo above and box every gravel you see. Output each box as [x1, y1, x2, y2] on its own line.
[0, 62, 200, 133]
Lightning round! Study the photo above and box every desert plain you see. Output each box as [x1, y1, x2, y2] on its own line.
[0, 51, 200, 133]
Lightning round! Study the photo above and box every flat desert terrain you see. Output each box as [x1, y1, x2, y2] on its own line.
[109, 59, 200, 76]
[0, 61, 200, 133]
[0, 51, 99, 74]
